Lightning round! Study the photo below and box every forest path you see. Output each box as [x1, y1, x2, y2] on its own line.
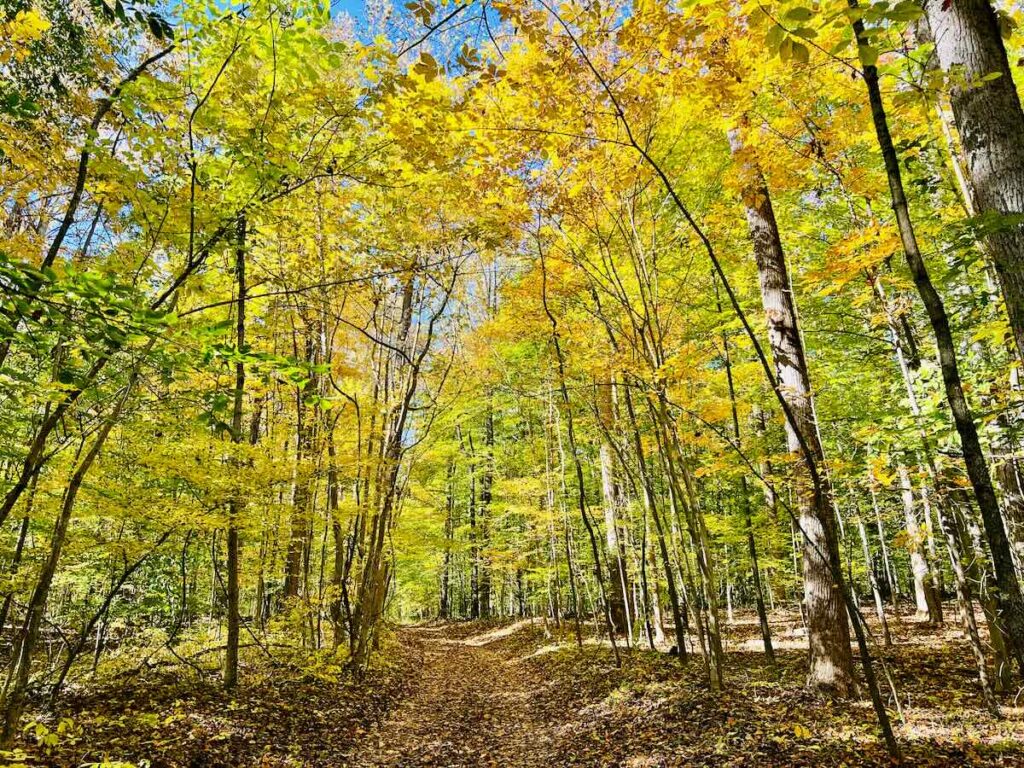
[350, 623, 559, 767]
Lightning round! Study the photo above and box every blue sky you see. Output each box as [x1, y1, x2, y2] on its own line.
[330, 0, 367, 23]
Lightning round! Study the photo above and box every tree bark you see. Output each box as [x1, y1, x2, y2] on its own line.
[597, 377, 631, 635]
[857, 517, 893, 646]
[284, 331, 317, 600]
[624, 384, 687, 661]
[439, 457, 455, 620]
[49, 529, 172, 705]
[720, 285, 776, 668]
[934, 499, 1001, 714]
[922, 0, 1024, 363]
[224, 215, 246, 688]
[1, 380, 135, 743]
[898, 464, 942, 624]
[852, 5, 1024, 673]
[0, 512, 32, 636]
[478, 405, 494, 619]
[728, 129, 855, 696]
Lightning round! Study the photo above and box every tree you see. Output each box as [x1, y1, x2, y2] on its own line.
[729, 127, 855, 696]
[921, 0, 1024, 363]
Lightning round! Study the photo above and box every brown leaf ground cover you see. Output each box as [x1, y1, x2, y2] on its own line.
[6, 637, 422, 767]
[10, 609, 1024, 767]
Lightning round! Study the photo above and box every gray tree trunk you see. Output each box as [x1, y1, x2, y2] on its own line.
[923, 0, 1024, 362]
[729, 129, 856, 696]
[597, 377, 631, 635]
[898, 464, 942, 624]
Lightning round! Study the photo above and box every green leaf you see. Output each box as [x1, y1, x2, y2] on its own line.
[887, 1, 923, 22]
[765, 23, 787, 52]
[858, 43, 879, 67]
[779, 36, 793, 62]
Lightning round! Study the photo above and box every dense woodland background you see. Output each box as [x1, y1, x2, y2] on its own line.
[3, 0, 1024, 765]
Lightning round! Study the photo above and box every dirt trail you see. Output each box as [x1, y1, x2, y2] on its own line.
[351, 624, 558, 767]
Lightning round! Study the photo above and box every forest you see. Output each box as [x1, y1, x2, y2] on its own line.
[3, 0, 1024, 765]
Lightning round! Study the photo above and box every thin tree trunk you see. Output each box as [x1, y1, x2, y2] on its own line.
[624, 385, 687, 661]
[440, 457, 455, 620]
[934, 501, 1000, 715]
[50, 530, 172, 705]
[597, 377, 630, 634]
[284, 330, 317, 601]
[478, 405, 494, 619]
[540, 244, 621, 667]
[898, 464, 942, 624]
[0, 512, 32, 636]
[553, 394, 583, 647]
[868, 480, 899, 601]
[224, 216, 246, 689]
[852, 4, 1024, 673]
[857, 517, 893, 647]
[1, 380, 135, 743]
[719, 288, 776, 667]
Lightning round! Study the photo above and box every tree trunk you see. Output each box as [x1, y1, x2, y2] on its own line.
[224, 215, 246, 689]
[463, 427, 479, 619]
[624, 384, 687, 661]
[720, 287, 776, 668]
[898, 464, 942, 624]
[652, 401, 724, 688]
[934, 500, 1001, 714]
[0, 513, 32, 636]
[852, 5, 1024, 674]
[284, 331, 318, 600]
[993, 414, 1024, 567]
[478, 406, 494, 619]
[50, 529, 172, 705]
[868, 480, 899, 601]
[540, 245, 621, 667]
[728, 128, 855, 696]
[959, 502, 1016, 691]
[597, 376, 631, 635]
[1, 391, 130, 743]
[922, 0, 1024, 363]
[857, 517, 892, 646]
[440, 457, 455, 620]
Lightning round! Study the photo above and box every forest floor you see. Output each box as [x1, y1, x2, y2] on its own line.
[9, 608, 1024, 767]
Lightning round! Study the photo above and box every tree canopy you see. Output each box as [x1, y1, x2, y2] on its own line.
[3, 0, 1024, 765]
